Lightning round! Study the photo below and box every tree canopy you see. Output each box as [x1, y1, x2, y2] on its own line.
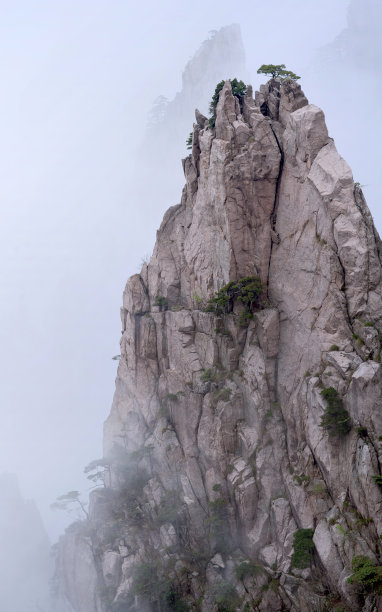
[257, 64, 301, 81]
[50, 490, 89, 518]
[320, 387, 351, 436]
[84, 457, 111, 487]
[208, 78, 247, 128]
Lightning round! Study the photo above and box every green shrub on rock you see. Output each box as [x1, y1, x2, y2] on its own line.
[347, 555, 382, 593]
[209, 80, 225, 124]
[372, 474, 382, 486]
[209, 78, 247, 127]
[291, 528, 314, 569]
[163, 584, 189, 611]
[207, 498, 231, 554]
[154, 296, 168, 311]
[131, 564, 189, 611]
[210, 581, 240, 612]
[329, 344, 340, 351]
[235, 560, 264, 580]
[200, 368, 220, 383]
[131, 561, 162, 600]
[320, 387, 351, 436]
[205, 276, 263, 326]
[211, 388, 231, 407]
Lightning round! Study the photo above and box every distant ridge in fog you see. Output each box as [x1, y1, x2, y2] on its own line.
[0, 473, 51, 611]
[304, 0, 382, 231]
[311, 0, 382, 71]
[132, 24, 247, 223]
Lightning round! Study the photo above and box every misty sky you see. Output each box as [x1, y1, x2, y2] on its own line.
[1, 0, 377, 539]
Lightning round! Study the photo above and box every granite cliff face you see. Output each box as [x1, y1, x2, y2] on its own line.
[57, 79, 382, 612]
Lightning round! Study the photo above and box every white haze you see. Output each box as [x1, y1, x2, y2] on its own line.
[0, 0, 376, 562]
[0, 474, 51, 611]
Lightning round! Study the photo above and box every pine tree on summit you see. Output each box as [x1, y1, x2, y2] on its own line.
[257, 63, 300, 81]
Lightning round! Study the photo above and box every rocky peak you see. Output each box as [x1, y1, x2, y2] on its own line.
[57, 78, 382, 611]
[134, 25, 248, 264]
[255, 78, 308, 126]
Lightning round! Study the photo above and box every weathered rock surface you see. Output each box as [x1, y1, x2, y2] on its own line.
[56, 79, 382, 611]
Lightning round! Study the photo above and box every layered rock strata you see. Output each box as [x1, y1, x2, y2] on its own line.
[57, 79, 382, 612]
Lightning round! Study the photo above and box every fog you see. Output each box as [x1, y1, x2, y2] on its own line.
[0, 474, 51, 610]
[0, 0, 380, 600]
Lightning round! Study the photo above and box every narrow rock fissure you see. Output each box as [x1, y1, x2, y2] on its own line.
[266, 122, 284, 295]
[306, 442, 336, 507]
[368, 436, 382, 476]
[336, 250, 354, 332]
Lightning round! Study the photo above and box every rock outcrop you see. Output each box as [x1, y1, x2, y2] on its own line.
[56, 78, 382, 611]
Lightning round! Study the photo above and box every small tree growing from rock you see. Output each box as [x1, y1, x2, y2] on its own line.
[257, 64, 300, 81]
[208, 78, 247, 127]
[84, 457, 112, 487]
[210, 581, 240, 612]
[347, 555, 382, 594]
[320, 387, 351, 436]
[205, 276, 263, 326]
[291, 528, 314, 569]
[50, 490, 89, 518]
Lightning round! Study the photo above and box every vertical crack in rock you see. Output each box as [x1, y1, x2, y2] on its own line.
[266, 123, 284, 295]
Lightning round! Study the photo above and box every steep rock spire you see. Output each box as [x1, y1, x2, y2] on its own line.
[56, 78, 382, 612]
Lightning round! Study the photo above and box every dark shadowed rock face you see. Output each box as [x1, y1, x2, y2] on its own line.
[56, 79, 382, 611]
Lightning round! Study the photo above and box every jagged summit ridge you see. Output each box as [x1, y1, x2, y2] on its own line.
[57, 79, 382, 612]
